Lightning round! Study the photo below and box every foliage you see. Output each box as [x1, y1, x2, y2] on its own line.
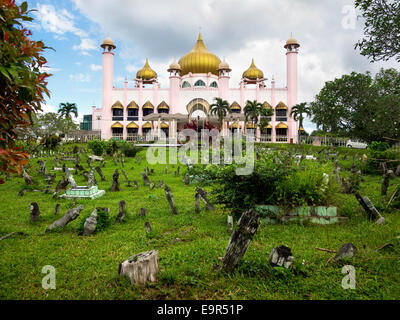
[355, 0, 400, 62]
[39, 134, 61, 150]
[362, 141, 400, 174]
[115, 140, 143, 157]
[309, 69, 400, 143]
[0, 0, 51, 183]
[209, 97, 231, 130]
[211, 152, 293, 215]
[87, 138, 107, 156]
[30, 112, 78, 138]
[244, 100, 263, 128]
[290, 102, 311, 130]
[58, 102, 78, 119]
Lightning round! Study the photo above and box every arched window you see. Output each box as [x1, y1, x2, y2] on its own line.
[210, 81, 218, 88]
[182, 81, 190, 88]
[194, 80, 206, 87]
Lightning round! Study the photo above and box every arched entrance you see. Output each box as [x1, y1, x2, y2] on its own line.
[186, 98, 210, 130]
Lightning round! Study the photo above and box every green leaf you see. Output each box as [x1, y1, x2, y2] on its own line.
[21, 2, 28, 13]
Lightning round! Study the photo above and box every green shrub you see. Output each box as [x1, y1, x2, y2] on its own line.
[275, 162, 335, 208]
[362, 141, 400, 174]
[87, 138, 107, 156]
[40, 135, 61, 150]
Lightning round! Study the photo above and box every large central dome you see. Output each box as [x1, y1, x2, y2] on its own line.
[178, 33, 221, 76]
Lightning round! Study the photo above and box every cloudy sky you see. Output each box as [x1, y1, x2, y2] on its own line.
[22, 0, 397, 131]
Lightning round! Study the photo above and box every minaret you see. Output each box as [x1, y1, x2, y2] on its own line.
[218, 57, 231, 101]
[284, 35, 300, 143]
[167, 58, 181, 116]
[101, 36, 116, 140]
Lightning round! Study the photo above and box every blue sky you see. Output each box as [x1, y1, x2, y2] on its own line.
[20, 0, 398, 131]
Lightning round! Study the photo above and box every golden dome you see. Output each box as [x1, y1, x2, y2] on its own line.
[136, 59, 157, 81]
[101, 37, 116, 49]
[242, 59, 264, 80]
[178, 33, 221, 76]
[218, 58, 231, 71]
[284, 36, 300, 49]
[167, 58, 181, 72]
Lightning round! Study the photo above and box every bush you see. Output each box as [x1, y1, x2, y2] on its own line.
[40, 135, 61, 150]
[211, 152, 293, 215]
[362, 141, 400, 174]
[88, 138, 107, 156]
[275, 162, 336, 208]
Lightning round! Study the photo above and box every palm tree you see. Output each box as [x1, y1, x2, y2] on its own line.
[58, 102, 78, 119]
[209, 97, 231, 131]
[290, 102, 311, 142]
[244, 100, 263, 129]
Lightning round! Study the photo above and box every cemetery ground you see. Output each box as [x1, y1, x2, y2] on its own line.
[0, 143, 399, 300]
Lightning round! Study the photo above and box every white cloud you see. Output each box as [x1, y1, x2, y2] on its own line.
[34, 4, 86, 37]
[90, 64, 102, 71]
[69, 73, 91, 82]
[73, 38, 97, 55]
[38, 103, 56, 113]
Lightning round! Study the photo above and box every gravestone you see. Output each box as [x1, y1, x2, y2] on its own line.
[83, 209, 98, 236]
[269, 245, 294, 268]
[30, 202, 40, 222]
[119, 250, 159, 285]
[112, 169, 120, 192]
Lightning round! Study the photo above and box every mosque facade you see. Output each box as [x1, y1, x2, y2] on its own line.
[92, 33, 300, 143]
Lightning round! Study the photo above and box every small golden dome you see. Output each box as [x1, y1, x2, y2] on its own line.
[218, 58, 231, 71]
[178, 33, 221, 76]
[242, 59, 264, 80]
[284, 36, 300, 49]
[167, 58, 181, 72]
[101, 37, 116, 49]
[136, 59, 157, 81]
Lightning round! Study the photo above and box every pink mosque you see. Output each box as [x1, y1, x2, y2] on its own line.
[92, 33, 300, 143]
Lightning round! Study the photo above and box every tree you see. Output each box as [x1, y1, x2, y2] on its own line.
[0, 0, 51, 184]
[244, 100, 264, 129]
[209, 97, 231, 131]
[30, 112, 78, 138]
[58, 102, 78, 119]
[290, 102, 311, 142]
[309, 72, 373, 135]
[309, 68, 400, 143]
[355, 0, 400, 62]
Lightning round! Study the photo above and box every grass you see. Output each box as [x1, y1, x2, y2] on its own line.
[0, 144, 399, 300]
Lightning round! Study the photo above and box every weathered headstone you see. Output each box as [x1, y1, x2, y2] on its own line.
[221, 209, 260, 272]
[121, 169, 131, 187]
[132, 180, 139, 189]
[184, 173, 190, 185]
[164, 185, 178, 214]
[335, 243, 357, 260]
[83, 209, 97, 236]
[95, 165, 106, 181]
[30, 202, 40, 222]
[157, 180, 164, 188]
[111, 169, 120, 192]
[195, 186, 214, 211]
[116, 200, 126, 222]
[46, 205, 84, 232]
[54, 203, 60, 215]
[141, 172, 151, 186]
[269, 245, 294, 268]
[355, 192, 386, 224]
[227, 215, 233, 234]
[22, 168, 33, 186]
[140, 208, 146, 217]
[145, 222, 151, 233]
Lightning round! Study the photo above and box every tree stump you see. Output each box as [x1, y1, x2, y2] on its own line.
[269, 245, 294, 268]
[164, 185, 178, 214]
[119, 250, 159, 285]
[111, 169, 120, 192]
[30, 202, 40, 222]
[116, 200, 126, 222]
[141, 172, 151, 186]
[140, 208, 146, 217]
[46, 205, 84, 232]
[83, 209, 97, 235]
[221, 209, 260, 272]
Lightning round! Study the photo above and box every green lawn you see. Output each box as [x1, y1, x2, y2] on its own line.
[0, 145, 399, 299]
